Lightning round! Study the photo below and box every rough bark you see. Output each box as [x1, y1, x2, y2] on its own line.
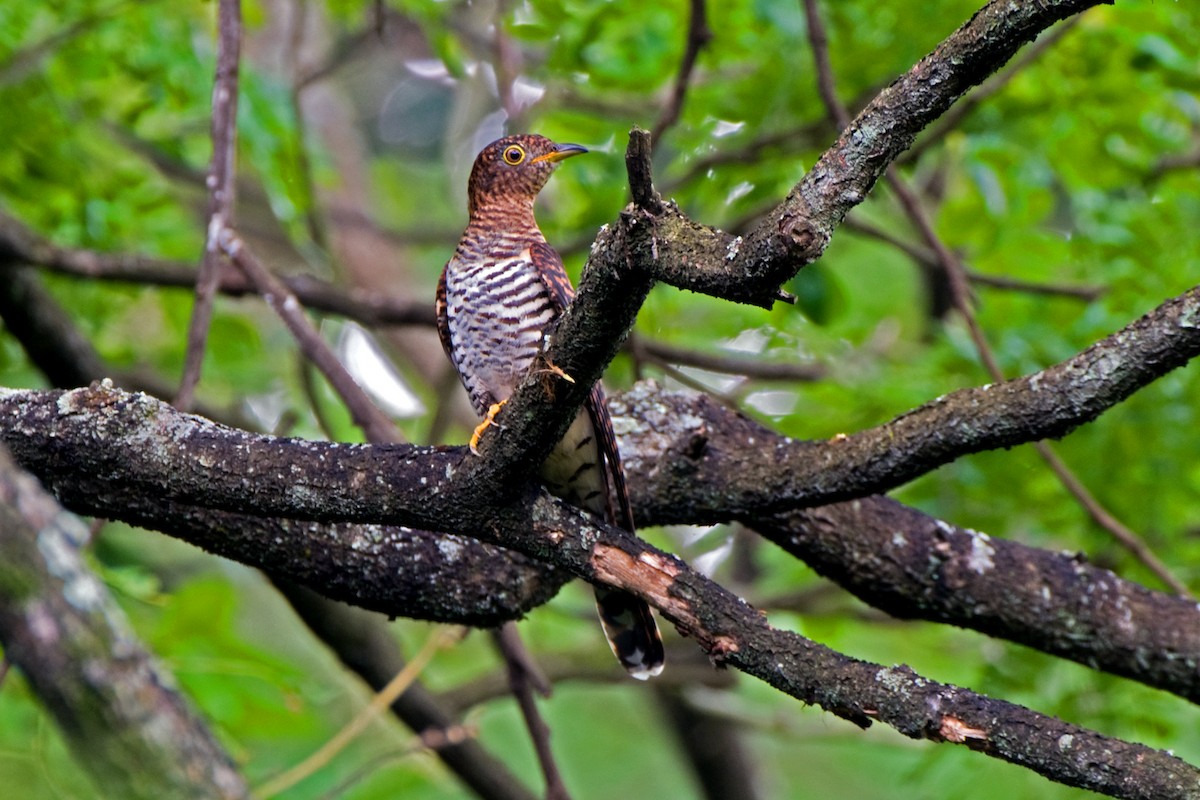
[0, 383, 1197, 798]
[0, 446, 248, 800]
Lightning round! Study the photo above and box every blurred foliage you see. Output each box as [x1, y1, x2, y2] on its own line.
[1, 0, 1199, 797]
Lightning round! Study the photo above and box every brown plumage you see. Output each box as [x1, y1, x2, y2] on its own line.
[436, 134, 664, 679]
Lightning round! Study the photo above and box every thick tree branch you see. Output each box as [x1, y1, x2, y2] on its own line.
[617, 284, 1200, 520]
[3, 373, 1200, 705]
[0, 387, 1192, 797]
[0, 445, 248, 800]
[613, 385, 1200, 703]
[633, 0, 1109, 308]
[752, 496, 1200, 703]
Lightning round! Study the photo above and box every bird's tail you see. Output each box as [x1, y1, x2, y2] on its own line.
[594, 586, 665, 680]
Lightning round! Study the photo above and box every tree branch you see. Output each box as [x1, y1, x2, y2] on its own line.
[177, 0, 242, 410]
[0, 211, 435, 327]
[650, 0, 713, 149]
[2, 267, 1196, 566]
[617, 283, 1200, 520]
[0, 385, 1191, 797]
[751, 495, 1200, 703]
[0, 445, 249, 800]
[636, 0, 1109, 308]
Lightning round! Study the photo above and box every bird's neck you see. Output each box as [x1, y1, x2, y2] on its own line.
[462, 197, 545, 253]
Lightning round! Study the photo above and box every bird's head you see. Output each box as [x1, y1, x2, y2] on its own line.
[466, 134, 587, 216]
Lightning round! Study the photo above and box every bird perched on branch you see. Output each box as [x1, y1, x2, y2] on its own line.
[436, 134, 665, 679]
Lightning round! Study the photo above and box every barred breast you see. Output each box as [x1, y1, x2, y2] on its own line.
[442, 247, 558, 417]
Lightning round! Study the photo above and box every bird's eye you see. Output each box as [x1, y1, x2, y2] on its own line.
[502, 145, 526, 165]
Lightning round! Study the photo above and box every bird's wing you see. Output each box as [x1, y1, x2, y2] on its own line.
[530, 241, 576, 311]
[434, 262, 454, 360]
[530, 241, 636, 532]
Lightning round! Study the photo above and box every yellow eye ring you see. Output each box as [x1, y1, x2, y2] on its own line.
[502, 145, 526, 165]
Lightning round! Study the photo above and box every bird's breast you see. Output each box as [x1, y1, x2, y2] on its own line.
[443, 249, 558, 414]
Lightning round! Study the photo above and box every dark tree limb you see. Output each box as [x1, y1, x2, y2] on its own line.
[0, 445, 249, 800]
[899, 16, 1083, 165]
[0, 389, 1192, 797]
[612, 386, 1200, 702]
[621, 284, 1200, 521]
[634, 0, 1111, 308]
[751, 497, 1200, 703]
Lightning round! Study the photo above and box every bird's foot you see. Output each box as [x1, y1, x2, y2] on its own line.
[469, 401, 507, 455]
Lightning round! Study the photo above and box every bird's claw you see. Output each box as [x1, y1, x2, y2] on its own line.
[469, 401, 507, 455]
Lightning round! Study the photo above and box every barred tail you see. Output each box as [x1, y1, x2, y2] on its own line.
[594, 587, 665, 680]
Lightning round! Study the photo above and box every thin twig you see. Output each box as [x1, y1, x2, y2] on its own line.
[803, 0, 850, 130]
[1033, 442, 1189, 595]
[177, 0, 241, 411]
[650, 0, 713, 149]
[966, 269, 1104, 301]
[845, 215, 1105, 301]
[217, 228, 402, 444]
[256, 626, 458, 798]
[636, 338, 825, 382]
[492, 624, 570, 800]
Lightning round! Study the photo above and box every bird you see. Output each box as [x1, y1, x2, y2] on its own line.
[436, 133, 665, 679]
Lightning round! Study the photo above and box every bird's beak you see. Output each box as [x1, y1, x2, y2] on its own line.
[531, 143, 588, 164]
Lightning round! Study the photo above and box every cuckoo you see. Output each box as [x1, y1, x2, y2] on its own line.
[436, 134, 665, 679]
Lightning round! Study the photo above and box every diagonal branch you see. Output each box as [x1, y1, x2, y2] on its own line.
[802, 0, 1185, 595]
[631, 0, 1109, 308]
[650, 0, 713, 149]
[611, 284, 1200, 522]
[0, 444, 249, 800]
[215, 228, 401, 444]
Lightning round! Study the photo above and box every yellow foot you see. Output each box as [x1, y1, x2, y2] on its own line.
[469, 400, 507, 455]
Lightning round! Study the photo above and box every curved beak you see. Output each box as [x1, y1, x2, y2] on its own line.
[531, 142, 588, 164]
